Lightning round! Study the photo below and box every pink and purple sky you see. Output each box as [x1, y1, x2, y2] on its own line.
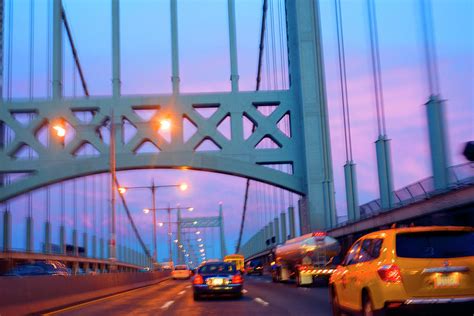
[2, 0, 473, 262]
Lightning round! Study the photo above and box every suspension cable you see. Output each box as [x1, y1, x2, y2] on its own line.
[335, 0, 354, 162]
[115, 176, 154, 261]
[277, 0, 287, 89]
[61, 5, 89, 97]
[419, 0, 440, 96]
[269, 0, 278, 90]
[367, 0, 387, 136]
[256, 0, 268, 91]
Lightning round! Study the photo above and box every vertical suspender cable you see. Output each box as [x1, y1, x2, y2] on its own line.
[5, 0, 13, 212]
[47, 0, 51, 97]
[335, 0, 353, 162]
[277, 0, 287, 89]
[367, 0, 387, 136]
[92, 174, 96, 251]
[27, 0, 34, 221]
[269, 0, 278, 90]
[7, 0, 12, 101]
[83, 175, 87, 249]
[73, 178, 77, 252]
[264, 18, 271, 90]
[101, 174, 105, 257]
[420, 0, 440, 96]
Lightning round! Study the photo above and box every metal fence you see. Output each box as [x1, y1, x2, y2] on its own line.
[336, 162, 474, 228]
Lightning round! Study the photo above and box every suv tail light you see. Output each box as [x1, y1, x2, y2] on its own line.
[193, 274, 204, 285]
[231, 274, 243, 284]
[378, 264, 402, 283]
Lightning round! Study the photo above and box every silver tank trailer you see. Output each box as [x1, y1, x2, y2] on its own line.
[275, 233, 340, 265]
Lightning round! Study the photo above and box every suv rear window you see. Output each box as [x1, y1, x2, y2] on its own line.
[396, 231, 474, 258]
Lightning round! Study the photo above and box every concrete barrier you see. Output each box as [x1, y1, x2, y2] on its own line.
[0, 271, 170, 315]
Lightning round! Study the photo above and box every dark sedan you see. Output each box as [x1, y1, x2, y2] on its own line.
[192, 261, 243, 300]
[245, 260, 264, 275]
[3, 260, 70, 276]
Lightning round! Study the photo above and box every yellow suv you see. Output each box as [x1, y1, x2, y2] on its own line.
[329, 226, 474, 315]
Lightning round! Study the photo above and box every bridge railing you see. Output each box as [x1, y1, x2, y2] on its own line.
[335, 162, 474, 227]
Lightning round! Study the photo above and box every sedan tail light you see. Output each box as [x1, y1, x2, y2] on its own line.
[231, 274, 243, 284]
[377, 264, 402, 283]
[193, 274, 204, 285]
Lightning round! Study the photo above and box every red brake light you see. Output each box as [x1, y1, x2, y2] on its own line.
[231, 274, 243, 284]
[193, 274, 204, 285]
[312, 231, 326, 238]
[377, 265, 402, 283]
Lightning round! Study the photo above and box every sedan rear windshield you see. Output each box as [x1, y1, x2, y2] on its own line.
[396, 231, 474, 258]
[199, 263, 236, 274]
[174, 266, 188, 270]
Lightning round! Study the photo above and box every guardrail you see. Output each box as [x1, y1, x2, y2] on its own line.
[335, 162, 474, 228]
[0, 271, 170, 315]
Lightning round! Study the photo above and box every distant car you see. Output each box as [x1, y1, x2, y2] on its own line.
[192, 261, 244, 300]
[246, 260, 263, 275]
[172, 265, 192, 280]
[4, 260, 70, 277]
[329, 226, 474, 316]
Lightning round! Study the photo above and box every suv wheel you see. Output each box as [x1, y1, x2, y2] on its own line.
[330, 287, 342, 316]
[362, 293, 376, 316]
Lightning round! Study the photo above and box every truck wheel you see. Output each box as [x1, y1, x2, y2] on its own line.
[295, 271, 301, 287]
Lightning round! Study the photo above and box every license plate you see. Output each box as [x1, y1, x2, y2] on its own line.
[434, 273, 459, 288]
[211, 278, 224, 286]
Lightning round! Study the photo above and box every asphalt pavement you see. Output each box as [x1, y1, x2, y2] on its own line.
[46, 275, 332, 316]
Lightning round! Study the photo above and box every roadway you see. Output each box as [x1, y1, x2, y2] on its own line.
[46, 275, 332, 316]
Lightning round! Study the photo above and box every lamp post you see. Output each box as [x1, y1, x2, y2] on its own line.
[118, 182, 189, 263]
[144, 205, 193, 264]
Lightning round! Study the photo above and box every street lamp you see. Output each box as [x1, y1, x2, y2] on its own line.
[159, 118, 171, 131]
[118, 187, 127, 194]
[143, 205, 193, 264]
[52, 124, 66, 138]
[117, 181, 189, 263]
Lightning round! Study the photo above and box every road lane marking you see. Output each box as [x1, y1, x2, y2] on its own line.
[242, 289, 248, 294]
[186, 285, 191, 289]
[161, 300, 175, 310]
[178, 290, 186, 295]
[254, 297, 269, 306]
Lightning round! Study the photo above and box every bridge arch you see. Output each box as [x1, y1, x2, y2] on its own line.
[0, 1, 336, 231]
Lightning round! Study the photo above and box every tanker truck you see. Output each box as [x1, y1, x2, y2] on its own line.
[270, 231, 341, 286]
